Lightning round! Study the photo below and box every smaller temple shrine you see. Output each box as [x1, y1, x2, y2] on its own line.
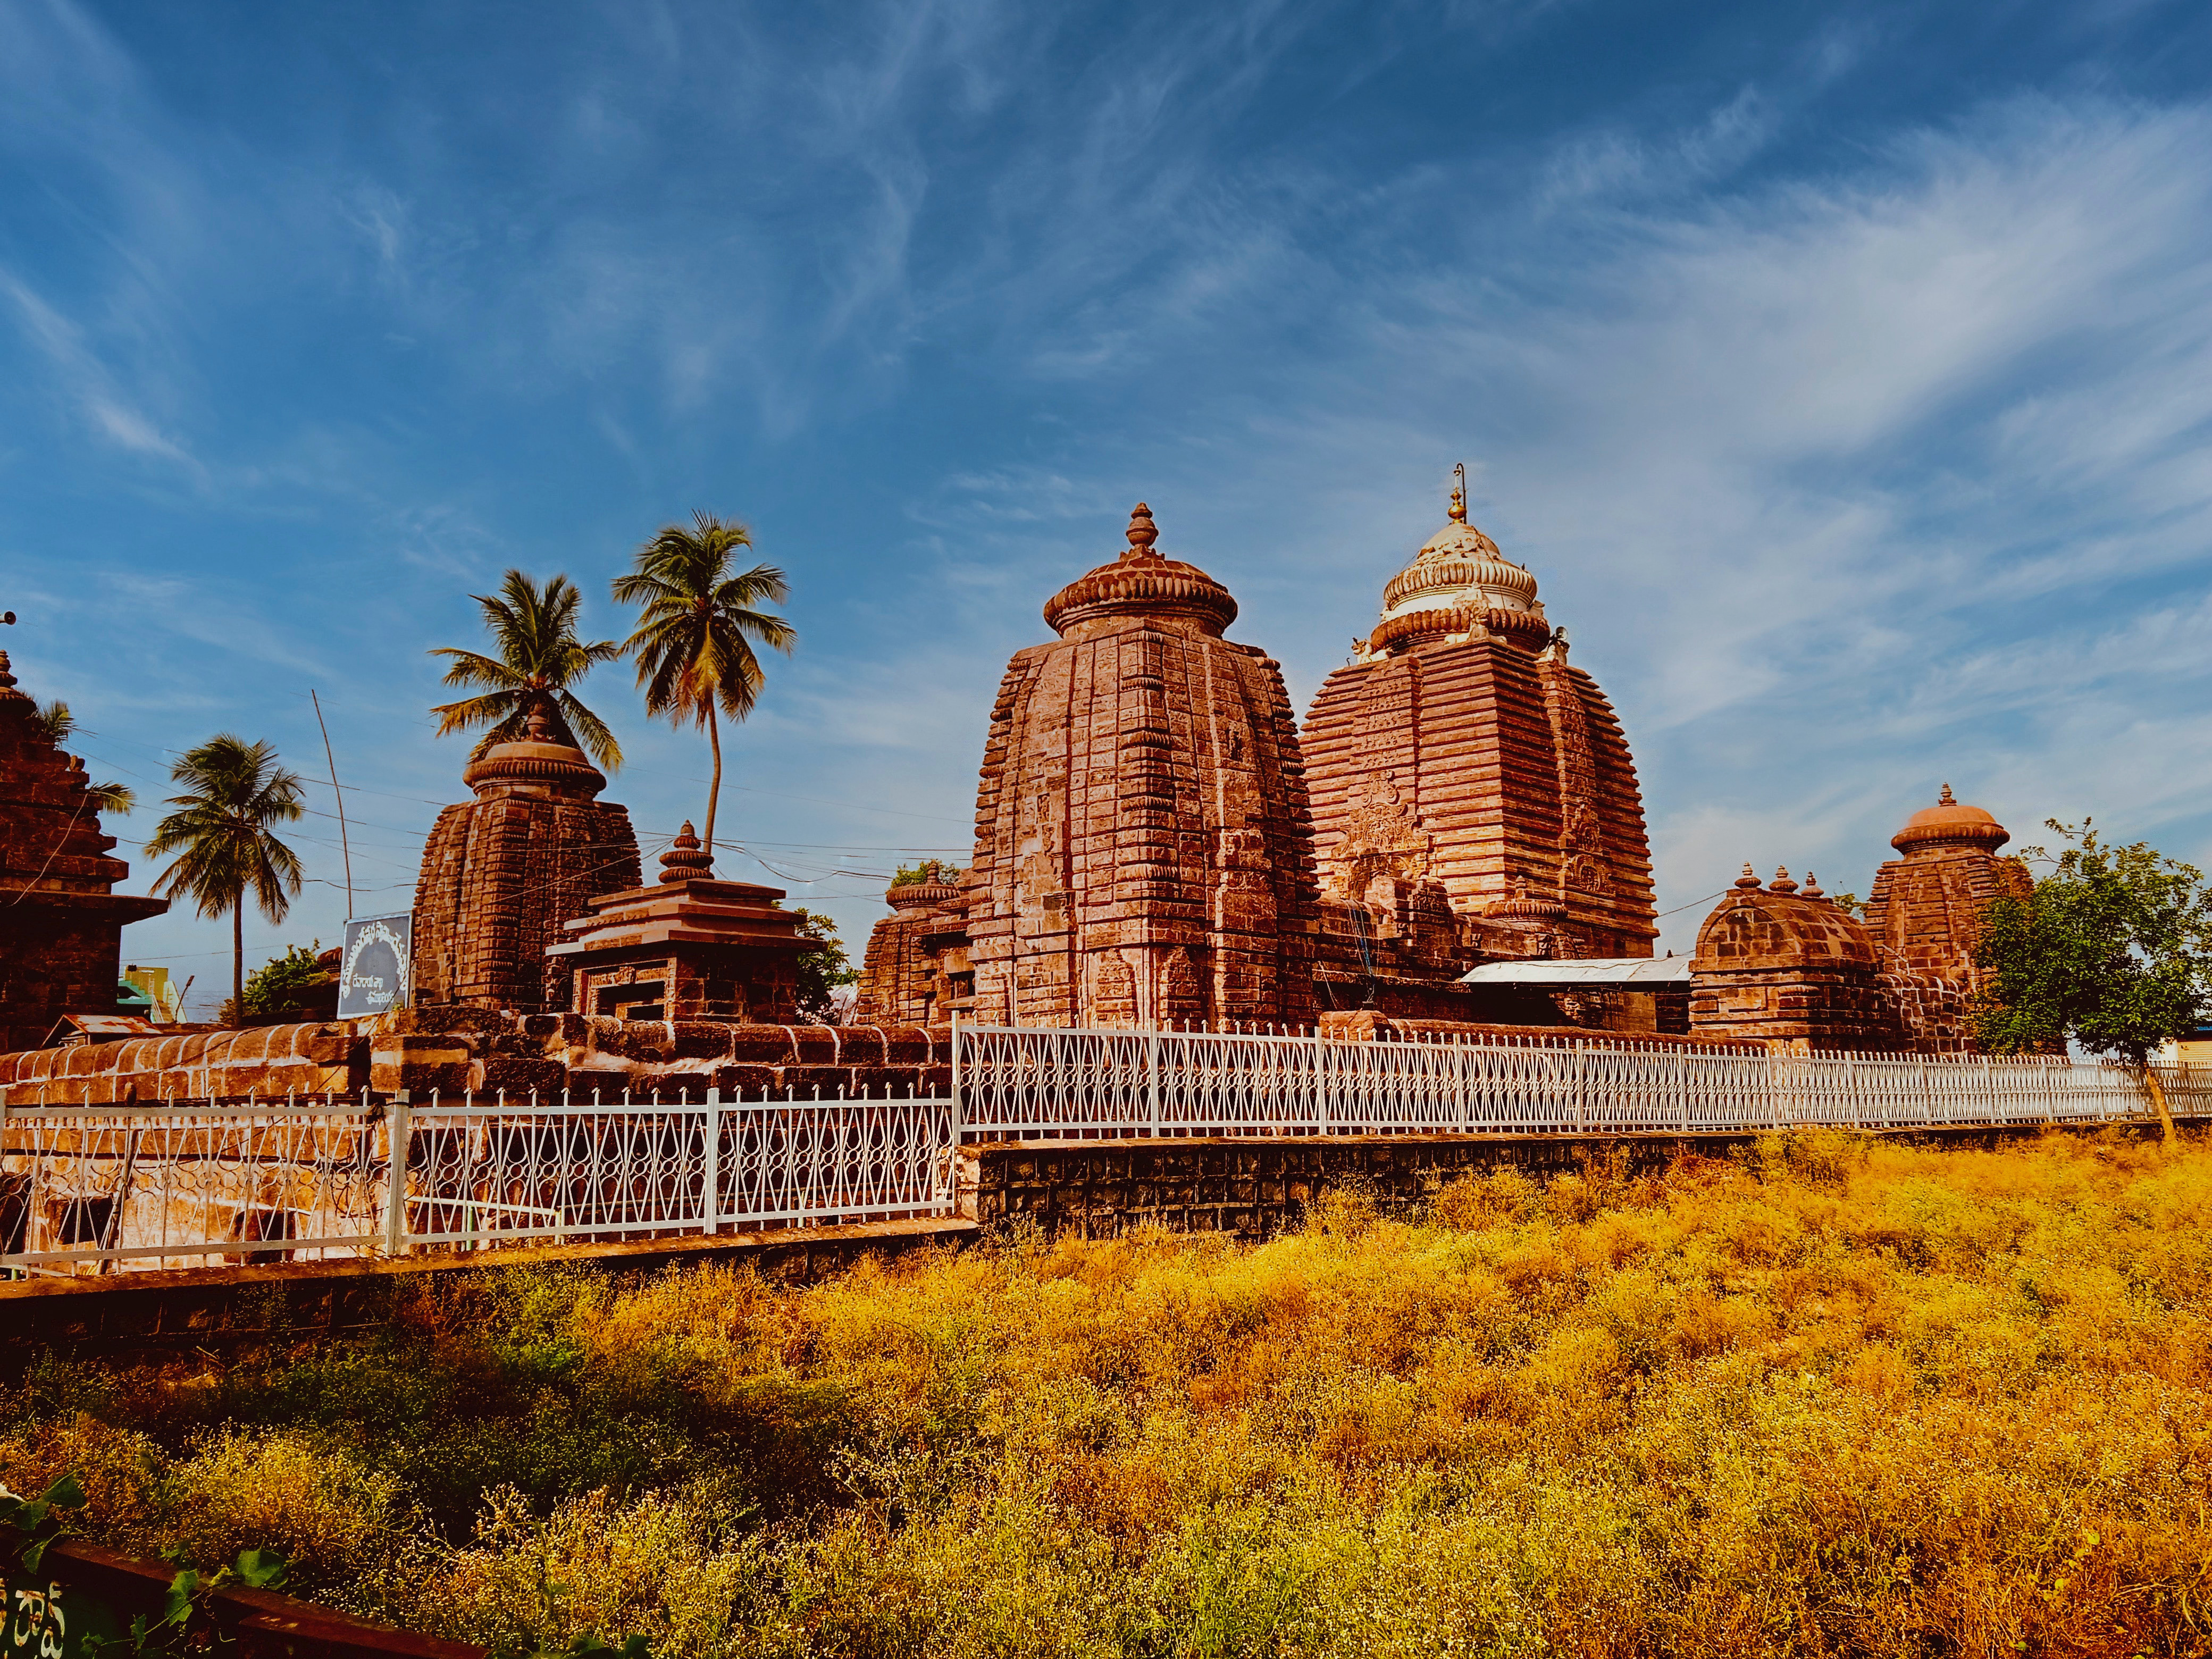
[410, 708, 641, 1013]
[1688, 866, 1901, 1051]
[851, 865, 970, 1026]
[547, 824, 807, 1022]
[1861, 786, 2032, 1052]
[0, 650, 167, 1051]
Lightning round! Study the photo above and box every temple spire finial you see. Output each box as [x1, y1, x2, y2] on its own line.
[1939, 782, 1955, 806]
[1124, 502, 1159, 556]
[1449, 463, 1467, 524]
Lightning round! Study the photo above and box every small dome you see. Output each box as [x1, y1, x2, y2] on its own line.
[1891, 784, 2009, 853]
[1374, 474, 1543, 634]
[1691, 870, 1878, 974]
[1042, 503, 1238, 639]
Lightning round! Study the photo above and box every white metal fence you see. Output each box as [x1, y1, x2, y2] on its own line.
[952, 1023, 2212, 1137]
[5, 1025, 2207, 1275]
[2, 1087, 953, 1276]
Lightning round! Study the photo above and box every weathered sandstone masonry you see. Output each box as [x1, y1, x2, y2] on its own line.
[0, 1012, 955, 1104]
[0, 650, 166, 1049]
[1690, 867, 1903, 1051]
[548, 825, 806, 1023]
[411, 712, 640, 1014]
[968, 504, 1320, 1029]
[1862, 787, 2033, 1054]
[852, 869, 970, 1025]
[1302, 482, 1657, 962]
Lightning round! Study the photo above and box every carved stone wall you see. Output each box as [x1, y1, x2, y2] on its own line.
[1303, 490, 1656, 961]
[411, 723, 640, 1015]
[966, 505, 1319, 1029]
[0, 651, 166, 1050]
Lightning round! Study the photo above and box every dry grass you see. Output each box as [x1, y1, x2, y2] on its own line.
[8, 1128, 2212, 1656]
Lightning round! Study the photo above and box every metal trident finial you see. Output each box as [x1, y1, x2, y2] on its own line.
[1449, 463, 1467, 524]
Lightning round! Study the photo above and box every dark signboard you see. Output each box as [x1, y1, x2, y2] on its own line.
[6, 1573, 124, 1659]
[338, 914, 412, 1018]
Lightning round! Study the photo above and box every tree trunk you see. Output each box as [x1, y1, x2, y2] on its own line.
[232, 901, 245, 1029]
[2140, 1059, 2178, 1146]
[702, 703, 723, 866]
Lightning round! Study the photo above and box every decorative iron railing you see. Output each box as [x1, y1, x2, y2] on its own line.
[5, 1026, 2207, 1276]
[1, 1087, 953, 1275]
[949, 1024, 2212, 1137]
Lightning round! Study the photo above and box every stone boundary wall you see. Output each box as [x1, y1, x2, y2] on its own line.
[0, 1218, 977, 1363]
[954, 1123, 2163, 1240]
[0, 1021, 356, 1103]
[0, 1012, 955, 1106]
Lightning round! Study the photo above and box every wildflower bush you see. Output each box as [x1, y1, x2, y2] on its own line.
[6, 1129, 2212, 1656]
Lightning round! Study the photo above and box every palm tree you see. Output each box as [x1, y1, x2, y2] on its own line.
[144, 737, 305, 1026]
[30, 700, 136, 814]
[428, 571, 623, 769]
[613, 513, 795, 857]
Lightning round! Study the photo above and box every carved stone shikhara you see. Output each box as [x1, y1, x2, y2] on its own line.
[0, 651, 166, 1050]
[965, 505, 1320, 1029]
[1301, 484, 1658, 962]
[1861, 787, 2034, 1053]
[410, 715, 641, 1014]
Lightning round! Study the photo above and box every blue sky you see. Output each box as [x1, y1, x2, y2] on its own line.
[4, 0, 2210, 1015]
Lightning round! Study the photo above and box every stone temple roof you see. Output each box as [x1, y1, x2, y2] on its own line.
[1042, 504, 1239, 639]
[1378, 475, 1543, 626]
[1891, 784, 2010, 854]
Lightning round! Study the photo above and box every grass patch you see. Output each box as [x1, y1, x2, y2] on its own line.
[7, 1128, 2211, 1655]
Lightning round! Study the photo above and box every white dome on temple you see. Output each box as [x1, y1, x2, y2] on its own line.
[1377, 475, 1543, 624]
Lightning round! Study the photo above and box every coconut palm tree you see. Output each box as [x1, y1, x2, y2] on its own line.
[30, 700, 136, 814]
[613, 513, 795, 857]
[428, 571, 623, 769]
[144, 736, 305, 1026]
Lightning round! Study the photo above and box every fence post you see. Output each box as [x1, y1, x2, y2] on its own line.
[702, 1088, 721, 1235]
[1573, 1043, 1589, 1134]
[1147, 1020, 1162, 1137]
[1453, 1037, 1468, 1134]
[382, 1092, 412, 1257]
[950, 1010, 964, 1144]
[1316, 1025, 1330, 1138]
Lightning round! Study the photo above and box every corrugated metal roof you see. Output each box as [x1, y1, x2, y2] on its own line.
[1458, 957, 1691, 986]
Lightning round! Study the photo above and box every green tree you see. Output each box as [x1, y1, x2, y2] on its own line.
[891, 859, 954, 887]
[30, 699, 135, 814]
[429, 571, 623, 769]
[791, 909, 857, 1022]
[1975, 819, 2212, 1134]
[144, 737, 306, 1028]
[236, 942, 330, 1021]
[612, 513, 794, 858]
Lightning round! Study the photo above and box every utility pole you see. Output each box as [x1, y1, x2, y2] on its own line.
[309, 689, 355, 919]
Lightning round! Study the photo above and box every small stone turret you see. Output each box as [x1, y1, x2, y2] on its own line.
[1863, 785, 2032, 1052]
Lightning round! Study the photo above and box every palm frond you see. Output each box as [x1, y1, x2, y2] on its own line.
[557, 693, 624, 770]
[89, 781, 135, 815]
[146, 735, 306, 927]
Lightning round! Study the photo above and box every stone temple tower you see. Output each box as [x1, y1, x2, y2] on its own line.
[411, 710, 642, 1013]
[1301, 477, 1657, 959]
[966, 504, 1320, 1029]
